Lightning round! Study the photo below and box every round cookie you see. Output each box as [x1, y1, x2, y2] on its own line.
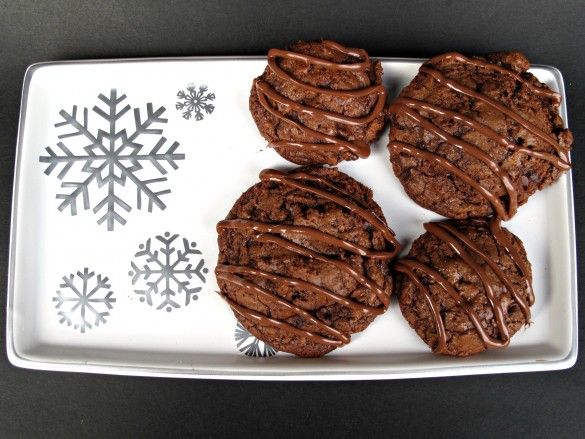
[215, 166, 401, 357]
[250, 40, 387, 166]
[394, 218, 534, 357]
[387, 51, 573, 220]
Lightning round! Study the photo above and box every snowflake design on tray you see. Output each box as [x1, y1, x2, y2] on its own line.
[52, 268, 116, 333]
[176, 83, 215, 121]
[129, 232, 208, 312]
[235, 322, 278, 357]
[39, 89, 185, 231]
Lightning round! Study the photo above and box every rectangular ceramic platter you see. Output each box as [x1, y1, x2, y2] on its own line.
[7, 57, 577, 380]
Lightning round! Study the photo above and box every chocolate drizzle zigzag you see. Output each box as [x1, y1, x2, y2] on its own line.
[216, 169, 401, 348]
[255, 40, 386, 158]
[389, 53, 571, 220]
[394, 217, 533, 354]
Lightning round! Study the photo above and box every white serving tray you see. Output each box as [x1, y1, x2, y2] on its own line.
[6, 57, 578, 380]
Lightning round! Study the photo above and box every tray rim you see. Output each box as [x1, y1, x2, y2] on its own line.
[6, 56, 578, 380]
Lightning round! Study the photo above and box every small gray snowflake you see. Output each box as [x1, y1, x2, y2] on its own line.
[129, 232, 208, 312]
[235, 322, 278, 357]
[176, 83, 215, 121]
[39, 89, 184, 231]
[52, 268, 116, 333]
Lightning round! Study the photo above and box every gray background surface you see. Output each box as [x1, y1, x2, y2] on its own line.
[1, 1, 583, 437]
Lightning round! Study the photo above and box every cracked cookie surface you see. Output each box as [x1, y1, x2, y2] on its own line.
[250, 40, 387, 166]
[215, 166, 400, 357]
[388, 51, 572, 219]
[394, 218, 534, 356]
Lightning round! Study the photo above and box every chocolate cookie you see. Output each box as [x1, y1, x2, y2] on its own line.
[394, 218, 534, 356]
[215, 167, 400, 357]
[250, 40, 387, 166]
[388, 51, 572, 220]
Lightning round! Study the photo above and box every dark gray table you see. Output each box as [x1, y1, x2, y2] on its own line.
[1, 1, 583, 437]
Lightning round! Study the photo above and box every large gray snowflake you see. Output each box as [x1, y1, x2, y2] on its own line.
[129, 232, 208, 312]
[39, 89, 184, 231]
[52, 268, 116, 333]
[176, 83, 215, 121]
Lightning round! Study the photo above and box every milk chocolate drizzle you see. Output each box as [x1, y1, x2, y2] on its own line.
[256, 40, 387, 158]
[394, 217, 533, 354]
[428, 53, 562, 104]
[216, 168, 401, 347]
[389, 53, 571, 220]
